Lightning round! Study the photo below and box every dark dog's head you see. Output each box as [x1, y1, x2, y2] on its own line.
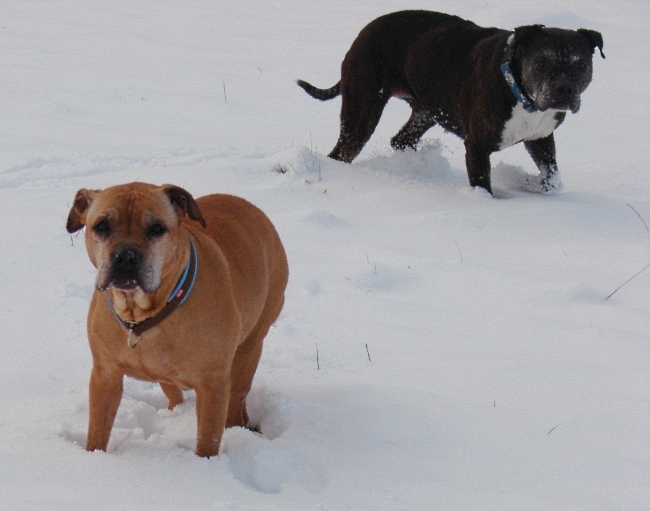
[66, 182, 205, 294]
[512, 25, 604, 113]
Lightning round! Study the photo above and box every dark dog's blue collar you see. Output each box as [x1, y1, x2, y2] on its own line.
[502, 34, 538, 113]
[105, 237, 198, 347]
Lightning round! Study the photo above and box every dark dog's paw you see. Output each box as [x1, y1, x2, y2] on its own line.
[541, 173, 564, 194]
[526, 173, 564, 194]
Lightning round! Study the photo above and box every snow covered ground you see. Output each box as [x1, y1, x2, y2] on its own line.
[0, 0, 648, 509]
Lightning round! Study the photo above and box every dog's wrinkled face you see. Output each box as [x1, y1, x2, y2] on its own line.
[514, 26, 604, 113]
[66, 183, 205, 295]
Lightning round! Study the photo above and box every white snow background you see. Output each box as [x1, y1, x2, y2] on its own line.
[0, 0, 648, 509]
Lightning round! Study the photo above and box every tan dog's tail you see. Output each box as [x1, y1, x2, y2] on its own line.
[296, 80, 341, 101]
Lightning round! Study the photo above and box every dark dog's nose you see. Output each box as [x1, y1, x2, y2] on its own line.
[555, 81, 576, 99]
[112, 246, 142, 272]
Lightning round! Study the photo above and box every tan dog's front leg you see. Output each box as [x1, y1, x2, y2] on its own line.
[194, 377, 230, 458]
[86, 366, 123, 452]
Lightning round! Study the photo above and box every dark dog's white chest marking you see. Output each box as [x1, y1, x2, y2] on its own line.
[499, 104, 563, 149]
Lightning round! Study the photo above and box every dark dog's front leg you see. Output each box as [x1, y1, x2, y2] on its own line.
[524, 134, 562, 192]
[86, 366, 123, 452]
[465, 140, 493, 194]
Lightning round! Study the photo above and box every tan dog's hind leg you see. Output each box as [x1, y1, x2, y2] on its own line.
[86, 367, 123, 452]
[226, 331, 264, 428]
[226, 296, 286, 429]
[194, 375, 230, 458]
[160, 383, 184, 410]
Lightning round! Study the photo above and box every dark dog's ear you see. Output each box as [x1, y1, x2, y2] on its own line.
[161, 185, 207, 227]
[578, 29, 605, 58]
[66, 188, 99, 233]
[513, 24, 546, 45]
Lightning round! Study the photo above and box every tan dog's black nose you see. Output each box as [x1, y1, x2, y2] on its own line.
[108, 246, 143, 290]
[112, 246, 142, 272]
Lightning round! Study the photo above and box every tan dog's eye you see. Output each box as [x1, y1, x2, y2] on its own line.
[146, 222, 167, 239]
[92, 219, 111, 238]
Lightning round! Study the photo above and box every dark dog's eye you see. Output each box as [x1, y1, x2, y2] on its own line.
[535, 58, 550, 70]
[146, 223, 167, 239]
[92, 219, 111, 238]
[573, 60, 587, 71]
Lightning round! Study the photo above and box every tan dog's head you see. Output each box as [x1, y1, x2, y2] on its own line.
[67, 182, 206, 294]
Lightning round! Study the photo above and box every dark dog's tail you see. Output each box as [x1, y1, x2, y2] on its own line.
[296, 80, 341, 101]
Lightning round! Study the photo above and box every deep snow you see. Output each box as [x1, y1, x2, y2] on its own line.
[0, 1, 648, 510]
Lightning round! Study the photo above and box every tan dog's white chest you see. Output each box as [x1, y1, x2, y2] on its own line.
[499, 104, 563, 149]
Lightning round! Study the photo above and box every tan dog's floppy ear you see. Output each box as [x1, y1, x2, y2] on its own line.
[66, 188, 99, 233]
[161, 185, 207, 227]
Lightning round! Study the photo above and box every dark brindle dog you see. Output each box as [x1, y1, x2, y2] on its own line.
[297, 10, 604, 194]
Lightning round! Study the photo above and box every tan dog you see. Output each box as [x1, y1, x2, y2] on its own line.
[66, 182, 288, 457]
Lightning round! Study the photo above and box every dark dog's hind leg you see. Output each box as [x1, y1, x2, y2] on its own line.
[391, 109, 436, 151]
[329, 85, 389, 162]
[329, 100, 388, 162]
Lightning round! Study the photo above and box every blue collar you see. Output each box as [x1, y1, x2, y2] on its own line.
[501, 34, 538, 113]
[105, 237, 198, 347]
[166, 238, 198, 306]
